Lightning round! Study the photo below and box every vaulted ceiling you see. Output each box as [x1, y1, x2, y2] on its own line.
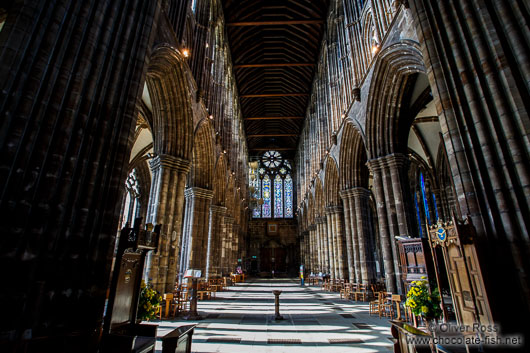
[222, 0, 330, 159]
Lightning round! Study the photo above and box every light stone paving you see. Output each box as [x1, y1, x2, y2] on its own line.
[152, 278, 394, 352]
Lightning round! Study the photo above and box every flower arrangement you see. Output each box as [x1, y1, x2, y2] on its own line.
[137, 280, 162, 321]
[405, 277, 442, 320]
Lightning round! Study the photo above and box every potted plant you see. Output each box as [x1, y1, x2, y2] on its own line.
[137, 280, 162, 321]
[405, 276, 442, 328]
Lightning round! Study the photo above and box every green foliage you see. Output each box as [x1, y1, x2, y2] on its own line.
[405, 277, 442, 320]
[137, 280, 162, 321]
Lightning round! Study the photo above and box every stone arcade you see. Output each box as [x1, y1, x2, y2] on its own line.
[0, 0, 528, 352]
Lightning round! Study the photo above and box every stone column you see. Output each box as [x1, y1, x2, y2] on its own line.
[223, 216, 235, 275]
[316, 217, 329, 273]
[206, 205, 227, 278]
[325, 211, 337, 279]
[339, 190, 356, 282]
[146, 154, 190, 292]
[0, 1, 158, 347]
[309, 224, 318, 272]
[367, 159, 397, 293]
[180, 187, 213, 278]
[232, 223, 241, 268]
[326, 205, 346, 280]
[351, 187, 376, 285]
[384, 154, 414, 237]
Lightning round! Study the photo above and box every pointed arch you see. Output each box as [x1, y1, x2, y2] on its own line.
[147, 44, 194, 159]
[365, 41, 426, 159]
[339, 121, 370, 189]
[189, 119, 215, 189]
[324, 156, 340, 206]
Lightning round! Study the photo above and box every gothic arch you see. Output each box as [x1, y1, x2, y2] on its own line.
[365, 41, 426, 159]
[213, 154, 227, 205]
[146, 44, 194, 159]
[339, 121, 369, 189]
[324, 156, 340, 206]
[188, 119, 215, 189]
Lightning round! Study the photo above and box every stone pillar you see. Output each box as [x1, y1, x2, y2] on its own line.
[325, 212, 337, 279]
[206, 205, 227, 278]
[316, 217, 329, 274]
[309, 224, 318, 272]
[0, 1, 158, 348]
[232, 223, 241, 269]
[367, 159, 397, 293]
[145, 154, 190, 292]
[180, 187, 213, 278]
[339, 190, 356, 281]
[385, 154, 414, 237]
[326, 205, 346, 280]
[351, 187, 376, 285]
[223, 216, 235, 275]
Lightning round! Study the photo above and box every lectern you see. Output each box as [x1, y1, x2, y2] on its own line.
[101, 218, 160, 353]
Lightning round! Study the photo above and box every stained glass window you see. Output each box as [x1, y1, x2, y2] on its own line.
[284, 174, 293, 218]
[262, 174, 271, 217]
[420, 172, 431, 225]
[414, 193, 423, 237]
[274, 175, 283, 218]
[250, 169, 261, 218]
[262, 150, 282, 168]
[432, 193, 439, 220]
[249, 151, 295, 219]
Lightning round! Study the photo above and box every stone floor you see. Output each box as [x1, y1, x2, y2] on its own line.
[151, 278, 394, 353]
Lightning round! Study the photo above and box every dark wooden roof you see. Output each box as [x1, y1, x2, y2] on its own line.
[223, 0, 330, 159]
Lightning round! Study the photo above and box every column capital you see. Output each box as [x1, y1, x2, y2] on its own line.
[315, 216, 327, 224]
[340, 187, 371, 200]
[149, 154, 191, 173]
[367, 153, 409, 171]
[210, 205, 227, 214]
[224, 216, 235, 224]
[185, 187, 214, 200]
[325, 205, 343, 214]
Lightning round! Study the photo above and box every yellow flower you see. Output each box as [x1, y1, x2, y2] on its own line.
[421, 306, 428, 313]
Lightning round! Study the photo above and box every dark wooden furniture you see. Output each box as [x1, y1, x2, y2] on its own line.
[397, 237, 435, 290]
[101, 219, 160, 353]
[427, 217, 492, 328]
[161, 324, 196, 353]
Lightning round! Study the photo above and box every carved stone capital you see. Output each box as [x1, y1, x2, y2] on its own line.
[325, 205, 343, 214]
[210, 205, 227, 214]
[149, 154, 191, 173]
[315, 216, 327, 224]
[185, 187, 214, 200]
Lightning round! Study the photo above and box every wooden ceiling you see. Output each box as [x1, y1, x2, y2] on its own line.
[222, 0, 330, 159]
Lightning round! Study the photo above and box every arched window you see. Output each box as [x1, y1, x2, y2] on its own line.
[250, 151, 295, 218]
[274, 174, 283, 218]
[262, 174, 272, 217]
[284, 174, 293, 218]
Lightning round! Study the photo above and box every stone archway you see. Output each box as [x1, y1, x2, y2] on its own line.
[144, 44, 195, 292]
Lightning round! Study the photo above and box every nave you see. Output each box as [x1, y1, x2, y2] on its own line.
[155, 279, 392, 353]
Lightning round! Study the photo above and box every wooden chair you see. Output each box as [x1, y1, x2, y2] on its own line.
[340, 283, 352, 299]
[379, 292, 394, 318]
[354, 283, 368, 301]
[392, 294, 404, 320]
[369, 292, 383, 316]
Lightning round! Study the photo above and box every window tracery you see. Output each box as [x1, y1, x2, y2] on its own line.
[250, 151, 294, 219]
